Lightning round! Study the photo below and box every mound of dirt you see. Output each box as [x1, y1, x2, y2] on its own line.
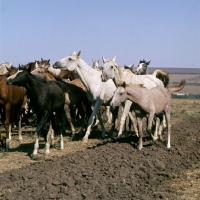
[0, 116, 200, 200]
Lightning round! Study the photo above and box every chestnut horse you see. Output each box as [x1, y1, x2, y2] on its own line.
[0, 74, 27, 150]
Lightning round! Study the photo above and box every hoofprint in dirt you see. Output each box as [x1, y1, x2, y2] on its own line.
[0, 115, 200, 200]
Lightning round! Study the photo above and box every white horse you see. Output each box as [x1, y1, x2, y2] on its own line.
[53, 51, 118, 142]
[92, 59, 100, 71]
[101, 56, 185, 139]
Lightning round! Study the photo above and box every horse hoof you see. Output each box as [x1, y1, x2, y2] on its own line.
[151, 134, 158, 141]
[117, 134, 123, 139]
[82, 138, 88, 143]
[31, 154, 39, 160]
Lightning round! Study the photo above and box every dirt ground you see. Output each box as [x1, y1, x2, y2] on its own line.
[0, 99, 200, 200]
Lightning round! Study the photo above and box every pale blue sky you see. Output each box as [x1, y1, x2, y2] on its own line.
[0, 0, 200, 68]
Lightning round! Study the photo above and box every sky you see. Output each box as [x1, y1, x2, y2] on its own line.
[0, 0, 200, 68]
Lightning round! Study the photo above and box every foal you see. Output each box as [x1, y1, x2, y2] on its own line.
[110, 80, 185, 150]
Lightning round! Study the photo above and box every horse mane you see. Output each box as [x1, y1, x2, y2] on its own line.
[30, 72, 49, 83]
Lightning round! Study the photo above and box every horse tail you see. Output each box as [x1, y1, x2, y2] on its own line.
[153, 69, 169, 87]
[167, 79, 186, 92]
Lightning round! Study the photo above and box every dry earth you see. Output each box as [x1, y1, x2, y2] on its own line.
[0, 99, 200, 200]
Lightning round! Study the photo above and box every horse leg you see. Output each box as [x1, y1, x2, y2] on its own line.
[83, 99, 103, 142]
[128, 111, 138, 137]
[64, 104, 76, 140]
[118, 100, 132, 138]
[109, 106, 119, 134]
[32, 112, 50, 157]
[4, 104, 11, 150]
[164, 111, 171, 148]
[137, 117, 144, 150]
[152, 117, 160, 141]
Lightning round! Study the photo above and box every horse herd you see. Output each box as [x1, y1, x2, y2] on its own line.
[0, 51, 186, 158]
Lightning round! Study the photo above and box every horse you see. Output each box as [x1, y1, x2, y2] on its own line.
[47, 67, 79, 81]
[92, 59, 101, 71]
[0, 62, 13, 75]
[111, 81, 185, 150]
[53, 51, 119, 142]
[0, 74, 27, 150]
[135, 59, 151, 75]
[101, 56, 186, 139]
[31, 66, 91, 140]
[124, 64, 137, 74]
[7, 69, 66, 158]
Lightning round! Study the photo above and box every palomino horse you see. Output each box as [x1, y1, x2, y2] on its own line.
[7, 69, 66, 158]
[0, 74, 27, 150]
[53, 51, 119, 142]
[101, 56, 186, 139]
[111, 81, 185, 150]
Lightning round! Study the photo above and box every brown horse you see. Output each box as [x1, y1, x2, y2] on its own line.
[0, 74, 27, 149]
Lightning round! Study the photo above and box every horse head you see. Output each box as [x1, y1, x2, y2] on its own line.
[36, 58, 51, 69]
[110, 81, 127, 108]
[92, 59, 100, 70]
[7, 69, 29, 86]
[136, 59, 151, 75]
[53, 51, 81, 71]
[101, 56, 118, 82]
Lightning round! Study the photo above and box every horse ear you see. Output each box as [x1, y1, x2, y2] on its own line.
[122, 81, 126, 88]
[41, 58, 43, 61]
[102, 57, 107, 63]
[77, 51, 81, 58]
[98, 59, 100, 63]
[112, 56, 116, 62]
[35, 62, 39, 68]
[48, 59, 50, 62]
[124, 65, 129, 69]
[147, 60, 151, 65]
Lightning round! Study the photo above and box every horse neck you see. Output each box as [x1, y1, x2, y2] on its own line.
[114, 65, 124, 84]
[47, 67, 60, 78]
[26, 74, 45, 97]
[45, 72, 56, 81]
[76, 58, 102, 92]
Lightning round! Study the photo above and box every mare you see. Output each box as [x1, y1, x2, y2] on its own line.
[0, 74, 27, 150]
[110, 81, 185, 149]
[53, 51, 119, 142]
[101, 56, 186, 139]
[7, 69, 66, 157]
[32, 66, 91, 140]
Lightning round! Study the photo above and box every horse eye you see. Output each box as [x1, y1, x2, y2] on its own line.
[69, 58, 72, 61]
[111, 66, 114, 69]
